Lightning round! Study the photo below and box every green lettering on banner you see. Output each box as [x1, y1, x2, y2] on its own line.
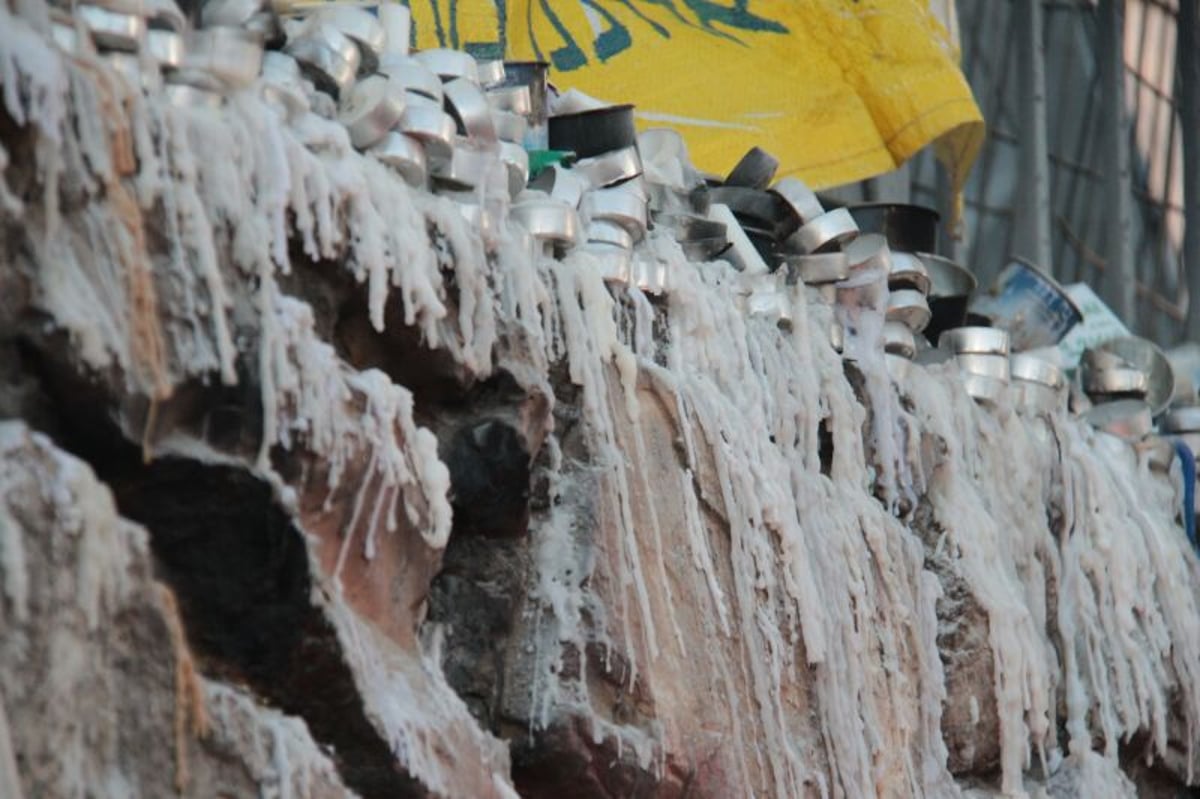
[582, 0, 632, 61]
[515, 0, 787, 71]
[680, 0, 787, 39]
[530, 0, 588, 69]
[402, 1, 507, 58]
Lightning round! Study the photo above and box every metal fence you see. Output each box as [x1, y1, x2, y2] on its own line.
[830, 0, 1199, 347]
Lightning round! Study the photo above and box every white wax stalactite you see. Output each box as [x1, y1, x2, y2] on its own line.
[0, 696, 23, 799]
[907, 364, 1200, 795]
[1055, 422, 1200, 775]
[666, 252, 952, 797]
[0, 423, 142, 631]
[325, 599, 518, 798]
[514, 225, 953, 795]
[0, 5, 66, 230]
[0, 15, 470, 562]
[259, 296, 452, 556]
[837, 265, 920, 511]
[0, 422, 158, 798]
[204, 682, 357, 799]
[0, 490, 29, 626]
[907, 371, 1058, 795]
[528, 439, 593, 731]
[550, 256, 659, 678]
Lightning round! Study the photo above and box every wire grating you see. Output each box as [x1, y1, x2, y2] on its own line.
[905, 0, 1191, 344]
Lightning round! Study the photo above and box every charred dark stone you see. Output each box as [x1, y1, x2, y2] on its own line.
[511, 715, 662, 799]
[446, 418, 531, 539]
[426, 533, 529, 730]
[818, 417, 834, 477]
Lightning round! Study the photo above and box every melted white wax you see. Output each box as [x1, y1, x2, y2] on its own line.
[3, 6, 1200, 797]
[0, 422, 147, 798]
[205, 681, 357, 799]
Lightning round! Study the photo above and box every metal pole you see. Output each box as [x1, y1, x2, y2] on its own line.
[1098, 0, 1137, 328]
[1015, 0, 1053, 273]
[1180, 0, 1200, 339]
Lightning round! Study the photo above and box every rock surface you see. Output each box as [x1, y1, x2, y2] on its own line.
[0, 422, 357, 799]
[1, 6, 1200, 798]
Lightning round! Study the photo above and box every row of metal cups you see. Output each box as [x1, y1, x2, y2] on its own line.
[524, 102, 656, 289]
[55, 0, 266, 100]
[58, 0, 1200, 460]
[276, 9, 663, 281]
[63, 0, 979, 331]
[1075, 337, 1176, 441]
[281, 15, 542, 196]
[61, 0, 1075, 417]
[931, 326, 1065, 412]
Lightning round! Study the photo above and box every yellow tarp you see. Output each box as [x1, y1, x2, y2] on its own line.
[405, 0, 984, 193]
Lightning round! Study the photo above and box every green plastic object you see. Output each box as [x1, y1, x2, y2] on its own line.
[528, 149, 575, 179]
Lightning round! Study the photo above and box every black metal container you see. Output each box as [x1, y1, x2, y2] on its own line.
[918, 252, 977, 345]
[549, 103, 636, 159]
[848, 202, 941, 254]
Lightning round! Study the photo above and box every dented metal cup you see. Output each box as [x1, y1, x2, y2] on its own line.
[183, 26, 264, 89]
[487, 84, 531, 115]
[498, 141, 529, 197]
[886, 289, 931, 333]
[431, 139, 495, 190]
[511, 198, 582, 252]
[961, 372, 1008, 406]
[79, 5, 144, 52]
[1010, 353, 1064, 389]
[377, 54, 443, 102]
[1162, 406, 1200, 434]
[443, 77, 497, 145]
[586, 219, 635, 251]
[369, 131, 427, 187]
[780, 251, 849, 285]
[581, 184, 648, 241]
[882, 321, 916, 359]
[843, 233, 891, 275]
[498, 61, 549, 149]
[582, 243, 633, 285]
[339, 74, 406, 149]
[1010, 353, 1064, 415]
[770, 177, 824, 226]
[939, 326, 1010, 356]
[887, 252, 931, 295]
[529, 164, 588, 209]
[790, 207, 858, 254]
[310, 5, 385, 70]
[475, 58, 505, 87]
[146, 30, 184, 70]
[492, 110, 528, 145]
[1093, 336, 1176, 416]
[573, 146, 644, 189]
[956, 352, 1011, 381]
[398, 92, 456, 161]
[414, 48, 479, 82]
[286, 23, 360, 98]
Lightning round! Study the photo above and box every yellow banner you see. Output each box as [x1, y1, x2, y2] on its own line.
[403, 1, 984, 193]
